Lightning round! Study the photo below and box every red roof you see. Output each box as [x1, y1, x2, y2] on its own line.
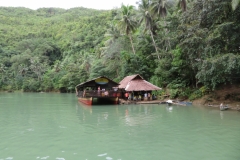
[119, 74, 161, 91]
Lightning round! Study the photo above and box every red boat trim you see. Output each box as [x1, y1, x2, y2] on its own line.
[78, 97, 92, 105]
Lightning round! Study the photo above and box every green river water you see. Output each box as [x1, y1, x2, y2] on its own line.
[0, 93, 240, 160]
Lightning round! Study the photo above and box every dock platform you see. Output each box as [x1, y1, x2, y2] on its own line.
[119, 99, 191, 106]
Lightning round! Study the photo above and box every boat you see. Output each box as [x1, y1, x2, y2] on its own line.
[220, 103, 229, 111]
[166, 99, 173, 106]
[75, 76, 122, 105]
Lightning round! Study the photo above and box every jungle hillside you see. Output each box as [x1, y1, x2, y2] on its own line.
[0, 0, 240, 102]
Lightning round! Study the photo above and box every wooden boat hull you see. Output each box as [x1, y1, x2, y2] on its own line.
[78, 97, 119, 105]
[78, 97, 93, 105]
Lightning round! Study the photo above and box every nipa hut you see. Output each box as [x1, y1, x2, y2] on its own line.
[119, 74, 161, 101]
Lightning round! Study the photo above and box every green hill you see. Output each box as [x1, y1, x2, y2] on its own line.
[0, 1, 240, 103]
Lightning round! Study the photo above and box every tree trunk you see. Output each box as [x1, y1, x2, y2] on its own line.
[150, 30, 160, 60]
[129, 34, 136, 54]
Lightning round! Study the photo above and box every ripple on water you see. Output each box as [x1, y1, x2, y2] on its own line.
[40, 156, 49, 159]
[98, 153, 107, 157]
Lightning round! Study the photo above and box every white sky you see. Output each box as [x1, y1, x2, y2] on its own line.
[0, 0, 138, 10]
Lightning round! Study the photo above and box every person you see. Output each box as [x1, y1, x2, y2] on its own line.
[133, 96, 137, 101]
[148, 93, 151, 101]
[124, 92, 129, 100]
[152, 94, 156, 100]
[83, 89, 86, 97]
[144, 92, 147, 101]
[128, 92, 132, 100]
[98, 86, 101, 96]
[138, 95, 142, 101]
[104, 90, 109, 96]
[144, 92, 147, 98]
[220, 103, 224, 110]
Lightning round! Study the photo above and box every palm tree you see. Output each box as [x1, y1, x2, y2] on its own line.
[138, 0, 160, 58]
[232, 0, 240, 10]
[101, 22, 121, 57]
[151, 0, 168, 18]
[151, 0, 189, 18]
[79, 52, 92, 74]
[116, 4, 138, 54]
[177, 0, 187, 12]
[104, 22, 121, 46]
[29, 57, 47, 82]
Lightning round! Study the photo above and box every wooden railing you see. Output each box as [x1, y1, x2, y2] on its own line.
[77, 90, 122, 98]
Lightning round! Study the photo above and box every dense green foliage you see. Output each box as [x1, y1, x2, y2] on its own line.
[0, 0, 240, 99]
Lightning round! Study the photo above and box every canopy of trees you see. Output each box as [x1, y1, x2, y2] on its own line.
[0, 0, 239, 100]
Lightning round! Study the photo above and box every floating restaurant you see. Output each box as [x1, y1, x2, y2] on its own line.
[75, 76, 122, 105]
[75, 74, 161, 105]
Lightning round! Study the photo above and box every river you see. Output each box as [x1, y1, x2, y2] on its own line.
[0, 93, 239, 160]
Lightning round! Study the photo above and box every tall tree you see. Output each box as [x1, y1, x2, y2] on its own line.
[116, 4, 138, 54]
[29, 57, 47, 82]
[151, 0, 189, 18]
[138, 0, 159, 59]
[104, 23, 121, 46]
[177, 0, 187, 11]
[151, 0, 168, 18]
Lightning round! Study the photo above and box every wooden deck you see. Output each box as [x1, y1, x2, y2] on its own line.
[119, 99, 163, 105]
[119, 99, 191, 106]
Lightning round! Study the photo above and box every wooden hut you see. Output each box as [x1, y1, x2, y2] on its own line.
[119, 74, 161, 101]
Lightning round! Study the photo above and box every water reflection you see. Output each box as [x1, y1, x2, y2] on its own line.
[166, 106, 173, 112]
[75, 103, 158, 127]
[220, 111, 224, 119]
[124, 109, 131, 125]
[76, 102, 92, 114]
[207, 107, 225, 120]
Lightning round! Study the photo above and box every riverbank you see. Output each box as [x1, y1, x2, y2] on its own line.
[192, 84, 240, 111]
[193, 98, 240, 111]
[119, 84, 240, 111]
[2, 88, 240, 111]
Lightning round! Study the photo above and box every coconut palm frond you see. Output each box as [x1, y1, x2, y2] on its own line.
[232, 0, 240, 10]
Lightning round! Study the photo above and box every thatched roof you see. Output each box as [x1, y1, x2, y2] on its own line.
[119, 74, 161, 91]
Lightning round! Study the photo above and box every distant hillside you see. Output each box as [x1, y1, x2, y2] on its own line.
[0, 7, 115, 92]
[0, 7, 112, 52]
[0, 7, 107, 17]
